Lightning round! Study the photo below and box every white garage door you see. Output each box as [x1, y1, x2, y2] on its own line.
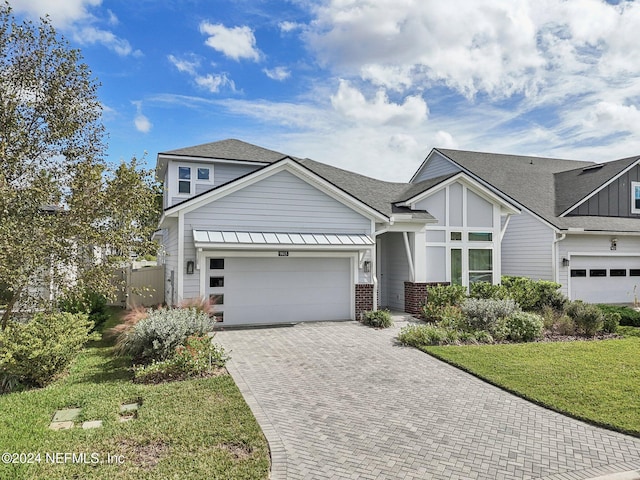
[207, 256, 352, 325]
[570, 256, 640, 304]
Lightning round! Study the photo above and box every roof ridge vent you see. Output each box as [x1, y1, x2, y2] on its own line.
[582, 163, 604, 172]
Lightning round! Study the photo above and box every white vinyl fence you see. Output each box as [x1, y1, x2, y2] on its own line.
[109, 265, 165, 309]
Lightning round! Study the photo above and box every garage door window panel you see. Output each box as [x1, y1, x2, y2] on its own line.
[610, 269, 627, 277]
[571, 269, 587, 277]
[589, 269, 607, 277]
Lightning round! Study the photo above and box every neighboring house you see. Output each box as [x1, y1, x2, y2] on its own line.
[155, 139, 640, 326]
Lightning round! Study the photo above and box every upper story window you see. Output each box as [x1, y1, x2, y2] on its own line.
[197, 168, 210, 181]
[178, 167, 191, 194]
[176, 165, 213, 196]
[632, 182, 640, 214]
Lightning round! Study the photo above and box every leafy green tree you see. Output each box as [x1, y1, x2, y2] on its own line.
[0, 4, 161, 328]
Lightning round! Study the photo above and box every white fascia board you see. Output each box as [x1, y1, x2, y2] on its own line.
[400, 172, 521, 216]
[558, 158, 640, 217]
[165, 157, 389, 223]
[563, 229, 640, 236]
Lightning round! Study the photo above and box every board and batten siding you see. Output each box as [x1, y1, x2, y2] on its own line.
[412, 152, 461, 183]
[557, 234, 640, 297]
[501, 211, 555, 281]
[568, 164, 640, 217]
[184, 170, 372, 234]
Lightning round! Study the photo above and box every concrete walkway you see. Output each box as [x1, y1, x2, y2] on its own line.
[216, 317, 640, 480]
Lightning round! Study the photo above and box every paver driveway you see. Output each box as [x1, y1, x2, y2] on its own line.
[216, 317, 640, 480]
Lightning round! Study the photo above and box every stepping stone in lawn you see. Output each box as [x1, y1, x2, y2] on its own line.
[52, 408, 82, 423]
[82, 420, 103, 429]
[49, 421, 74, 431]
[119, 401, 140, 422]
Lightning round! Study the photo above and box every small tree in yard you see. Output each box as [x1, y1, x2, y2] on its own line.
[0, 4, 160, 329]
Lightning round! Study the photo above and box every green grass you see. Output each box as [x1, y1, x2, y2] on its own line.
[422, 332, 640, 436]
[0, 309, 269, 480]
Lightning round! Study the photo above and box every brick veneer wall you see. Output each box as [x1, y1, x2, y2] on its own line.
[355, 283, 374, 320]
[404, 281, 451, 315]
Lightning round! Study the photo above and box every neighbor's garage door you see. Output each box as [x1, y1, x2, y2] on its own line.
[207, 256, 352, 325]
[570, 256, 640, 303]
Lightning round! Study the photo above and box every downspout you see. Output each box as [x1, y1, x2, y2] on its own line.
[552, 232, 566, 283]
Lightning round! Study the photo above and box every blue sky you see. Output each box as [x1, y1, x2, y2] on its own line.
[11, 0, 640, 181]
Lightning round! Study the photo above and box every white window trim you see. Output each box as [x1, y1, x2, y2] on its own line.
[176, 164, 214, 197]
[632, 181, 640, 214]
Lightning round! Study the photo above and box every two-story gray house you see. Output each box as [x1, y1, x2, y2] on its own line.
[154, 139, 640, 325]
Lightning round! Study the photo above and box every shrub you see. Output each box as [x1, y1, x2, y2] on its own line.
[398, 324, 496, 346]
[0, 312, 98, 390]
[500, 276, 566, 312]
[459, 298, 520, 333]
[422, 284, 467, 321]
[596, 304, 640, 327]
[134, 334, 227, 384]
[469, 281, 508, 300]
[602, 312, 621, 334]
[362, 309, 393, 328]
[496, 312, 544, 342]
[565, 301, 604, 336]
[105, 305, 149, 340]
[116, 307, 216, 363]
[435, 305, 465, 330]
[178, 297, 216, 317]
[554, 315, 576, 336]
[58, 288, 110, 330]
[398, 324, 450, 347]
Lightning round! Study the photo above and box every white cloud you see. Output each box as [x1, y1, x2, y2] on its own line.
[14, 0, 141, 57]
[73, 26, 141, 57]
[360, 64, 413, 92]
[132, 101, 152, 133]
[279, 21, 302, 33]
[264, 67, 291, 81]
[11, 0, 101, 27]
[330, 80, 428, 126]
[168, 54, 200, 75]
[195, 73, 235, 93]
[199, 22, 261, 61]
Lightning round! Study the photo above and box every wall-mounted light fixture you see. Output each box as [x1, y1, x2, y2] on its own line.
[562, 257, 570, 267]
[186, 260, 195, 274]
[363, 260, 371, 273]
[610, 238, 618, 251]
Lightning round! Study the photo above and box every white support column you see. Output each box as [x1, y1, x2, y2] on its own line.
[403, 232, 415, 283]
[413, 230, 427, 282]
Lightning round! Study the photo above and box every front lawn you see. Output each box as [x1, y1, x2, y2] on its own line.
[423, 334, 640, 436]
[0, 310, 269, 480]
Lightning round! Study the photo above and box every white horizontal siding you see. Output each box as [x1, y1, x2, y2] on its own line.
[162, 221, 178, 305]
[501, 211, 555, 281]
[413, 152, 460, 183]
[185, 170, 372, 234]
[214, 163, 260, 186]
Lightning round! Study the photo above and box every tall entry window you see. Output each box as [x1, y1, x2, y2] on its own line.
[633, 182, 640, 214]
[469, 249, 493, 284]
[451, 249, 462, 286]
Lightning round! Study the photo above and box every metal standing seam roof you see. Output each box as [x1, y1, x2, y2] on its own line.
[193, 230, 374, 246]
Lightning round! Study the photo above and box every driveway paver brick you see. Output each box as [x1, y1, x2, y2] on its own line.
[217, 318, 640, 480]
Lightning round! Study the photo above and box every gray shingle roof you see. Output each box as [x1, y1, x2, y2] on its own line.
[297, 158, 433, 219]
[161, 138, 288, 163]
[554, 155, 640, 215]
[436, 148, 640, 231]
